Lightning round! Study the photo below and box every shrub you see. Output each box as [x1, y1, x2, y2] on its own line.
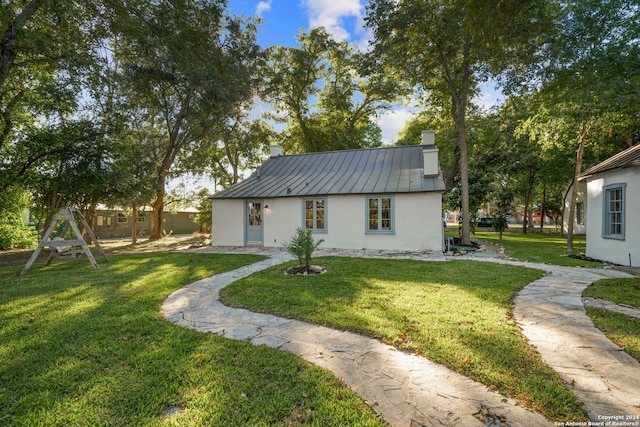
[283, 227, 324, 271]
[0, 187, 38, 250]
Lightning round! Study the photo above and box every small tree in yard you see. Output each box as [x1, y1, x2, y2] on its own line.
[492, 190, 514, 240]
[283, 228, 324, 273]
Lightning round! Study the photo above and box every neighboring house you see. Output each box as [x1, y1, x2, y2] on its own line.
[211, 131, 446, 252]
[92, 206, 202, 239]
[579, 143, 640, 267]
[562, 180, 587, 235]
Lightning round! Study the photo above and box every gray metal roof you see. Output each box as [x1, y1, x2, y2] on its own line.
[579, 143, 640, 179]
[212, 145, 445, 199]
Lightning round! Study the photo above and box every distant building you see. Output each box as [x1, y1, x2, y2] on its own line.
[92, 206, 202, 239]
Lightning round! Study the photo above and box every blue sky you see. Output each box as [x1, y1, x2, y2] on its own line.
[227, 0, 370, 48]
[225, 0, 503, 143]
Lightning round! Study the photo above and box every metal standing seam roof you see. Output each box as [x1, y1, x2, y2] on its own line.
[212, 145, 446, 199]
[579, 143, 640, 179]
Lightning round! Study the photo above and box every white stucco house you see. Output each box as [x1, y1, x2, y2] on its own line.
[562, 180, 587, 235]
[211, 131, 446, 252]
[579, 143, 640, 267]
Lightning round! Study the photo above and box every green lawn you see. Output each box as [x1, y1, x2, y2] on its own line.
[221, 256, 587, 422]
[583, 278, 640, 308]
[583, 277, 640, 362]
[586, 308, 640, 362]
[472, 231, 601, 267]
[0, 252, 386, 426]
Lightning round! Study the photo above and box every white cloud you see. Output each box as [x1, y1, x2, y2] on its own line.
[302, 0, 365, 42]
[256, 0, 272, 17]
[476, 79, 505, 110]
[376, 108, 415, 144]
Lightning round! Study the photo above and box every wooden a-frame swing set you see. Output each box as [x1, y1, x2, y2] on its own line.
[21, 207, 109, 276]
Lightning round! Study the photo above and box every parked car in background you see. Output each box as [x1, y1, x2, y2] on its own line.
[477, 217, 494, 228]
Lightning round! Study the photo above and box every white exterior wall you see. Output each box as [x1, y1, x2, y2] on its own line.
[562, 181, 587, 235]
[211, 199, 245, 246]
[585, 167, 640, 267]
[213, 193, 443, 252]
[262, 198, 301, 246]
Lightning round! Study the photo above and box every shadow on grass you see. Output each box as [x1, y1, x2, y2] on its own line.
[1, 253, 386, 426]
[221, 256, 586, 420]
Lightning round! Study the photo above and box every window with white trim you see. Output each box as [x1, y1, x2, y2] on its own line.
[367, 196, 394, 233]
[304, 198, 326, 232]
[603, 184, 625, 239]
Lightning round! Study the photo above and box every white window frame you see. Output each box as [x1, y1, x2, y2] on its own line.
[602, 183, 625, 240]
[303, 198, 327, 232]
[366, 195, 394, 234]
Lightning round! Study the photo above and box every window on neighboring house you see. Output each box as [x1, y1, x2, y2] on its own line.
[576, 202, 584, 225]
[118, 213, 128, 223]
[304, 198, 326, 232]
[367, 196, 394, 233]
[137, 215, 146, 223]
[603, 184, 625, 239]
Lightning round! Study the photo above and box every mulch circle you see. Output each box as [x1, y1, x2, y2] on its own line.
[284, 265, 327, 275]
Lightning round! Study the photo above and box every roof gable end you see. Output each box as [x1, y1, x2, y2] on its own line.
[580, 144, 640, 179]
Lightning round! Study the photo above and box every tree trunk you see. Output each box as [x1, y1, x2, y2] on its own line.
[131, 202, 138, 244]
[540, 185, 546, 231]
[521, 172, 535, 234]
[0, 0, 47, 90]
[560, 184, 572, 237]
[453, 39, 472, 246]
[84, 203, 98, 239]
[456, 111, 471, 246]
[567, 124, 587, 253]
[149, 191, 164, 240]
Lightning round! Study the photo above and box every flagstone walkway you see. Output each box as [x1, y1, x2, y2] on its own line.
[161, 246, 640, 426]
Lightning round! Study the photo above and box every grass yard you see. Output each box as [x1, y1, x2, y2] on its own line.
[586, 308, 640, 362]
[583, 277, 640, 362]
[583, 278, 640, 308]
[472, 231, 601, 267]
[221, 256, 588, 422]
[0, 252, 387, 427]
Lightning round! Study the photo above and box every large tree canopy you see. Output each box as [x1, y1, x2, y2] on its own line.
[519, 0, 639, 251]
[1, 0, 638, 251]
[262, 28, 398, 153]
[103, 0, 262, 240]
[365, 0, 557, 245]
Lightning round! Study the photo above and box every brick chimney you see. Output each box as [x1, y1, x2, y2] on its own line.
[421, 130, 439, 176]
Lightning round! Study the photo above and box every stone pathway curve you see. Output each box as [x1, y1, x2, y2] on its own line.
[161, 247, 640, 426]
[498, 259, 640, 421]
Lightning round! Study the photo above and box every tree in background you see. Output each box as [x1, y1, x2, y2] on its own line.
[262, 28, 398, 153]
[193, 188, 213, 234]
[395, 108, 459, 189]
[0, 185, 37, 250]
[491, 190, 513, 240]
[110, 0, 262, 240]
[0, 0, 101, 152]
[365, 0, 558, 246]
[520, 0, 639, 252]
[181, 106, 272, 189]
